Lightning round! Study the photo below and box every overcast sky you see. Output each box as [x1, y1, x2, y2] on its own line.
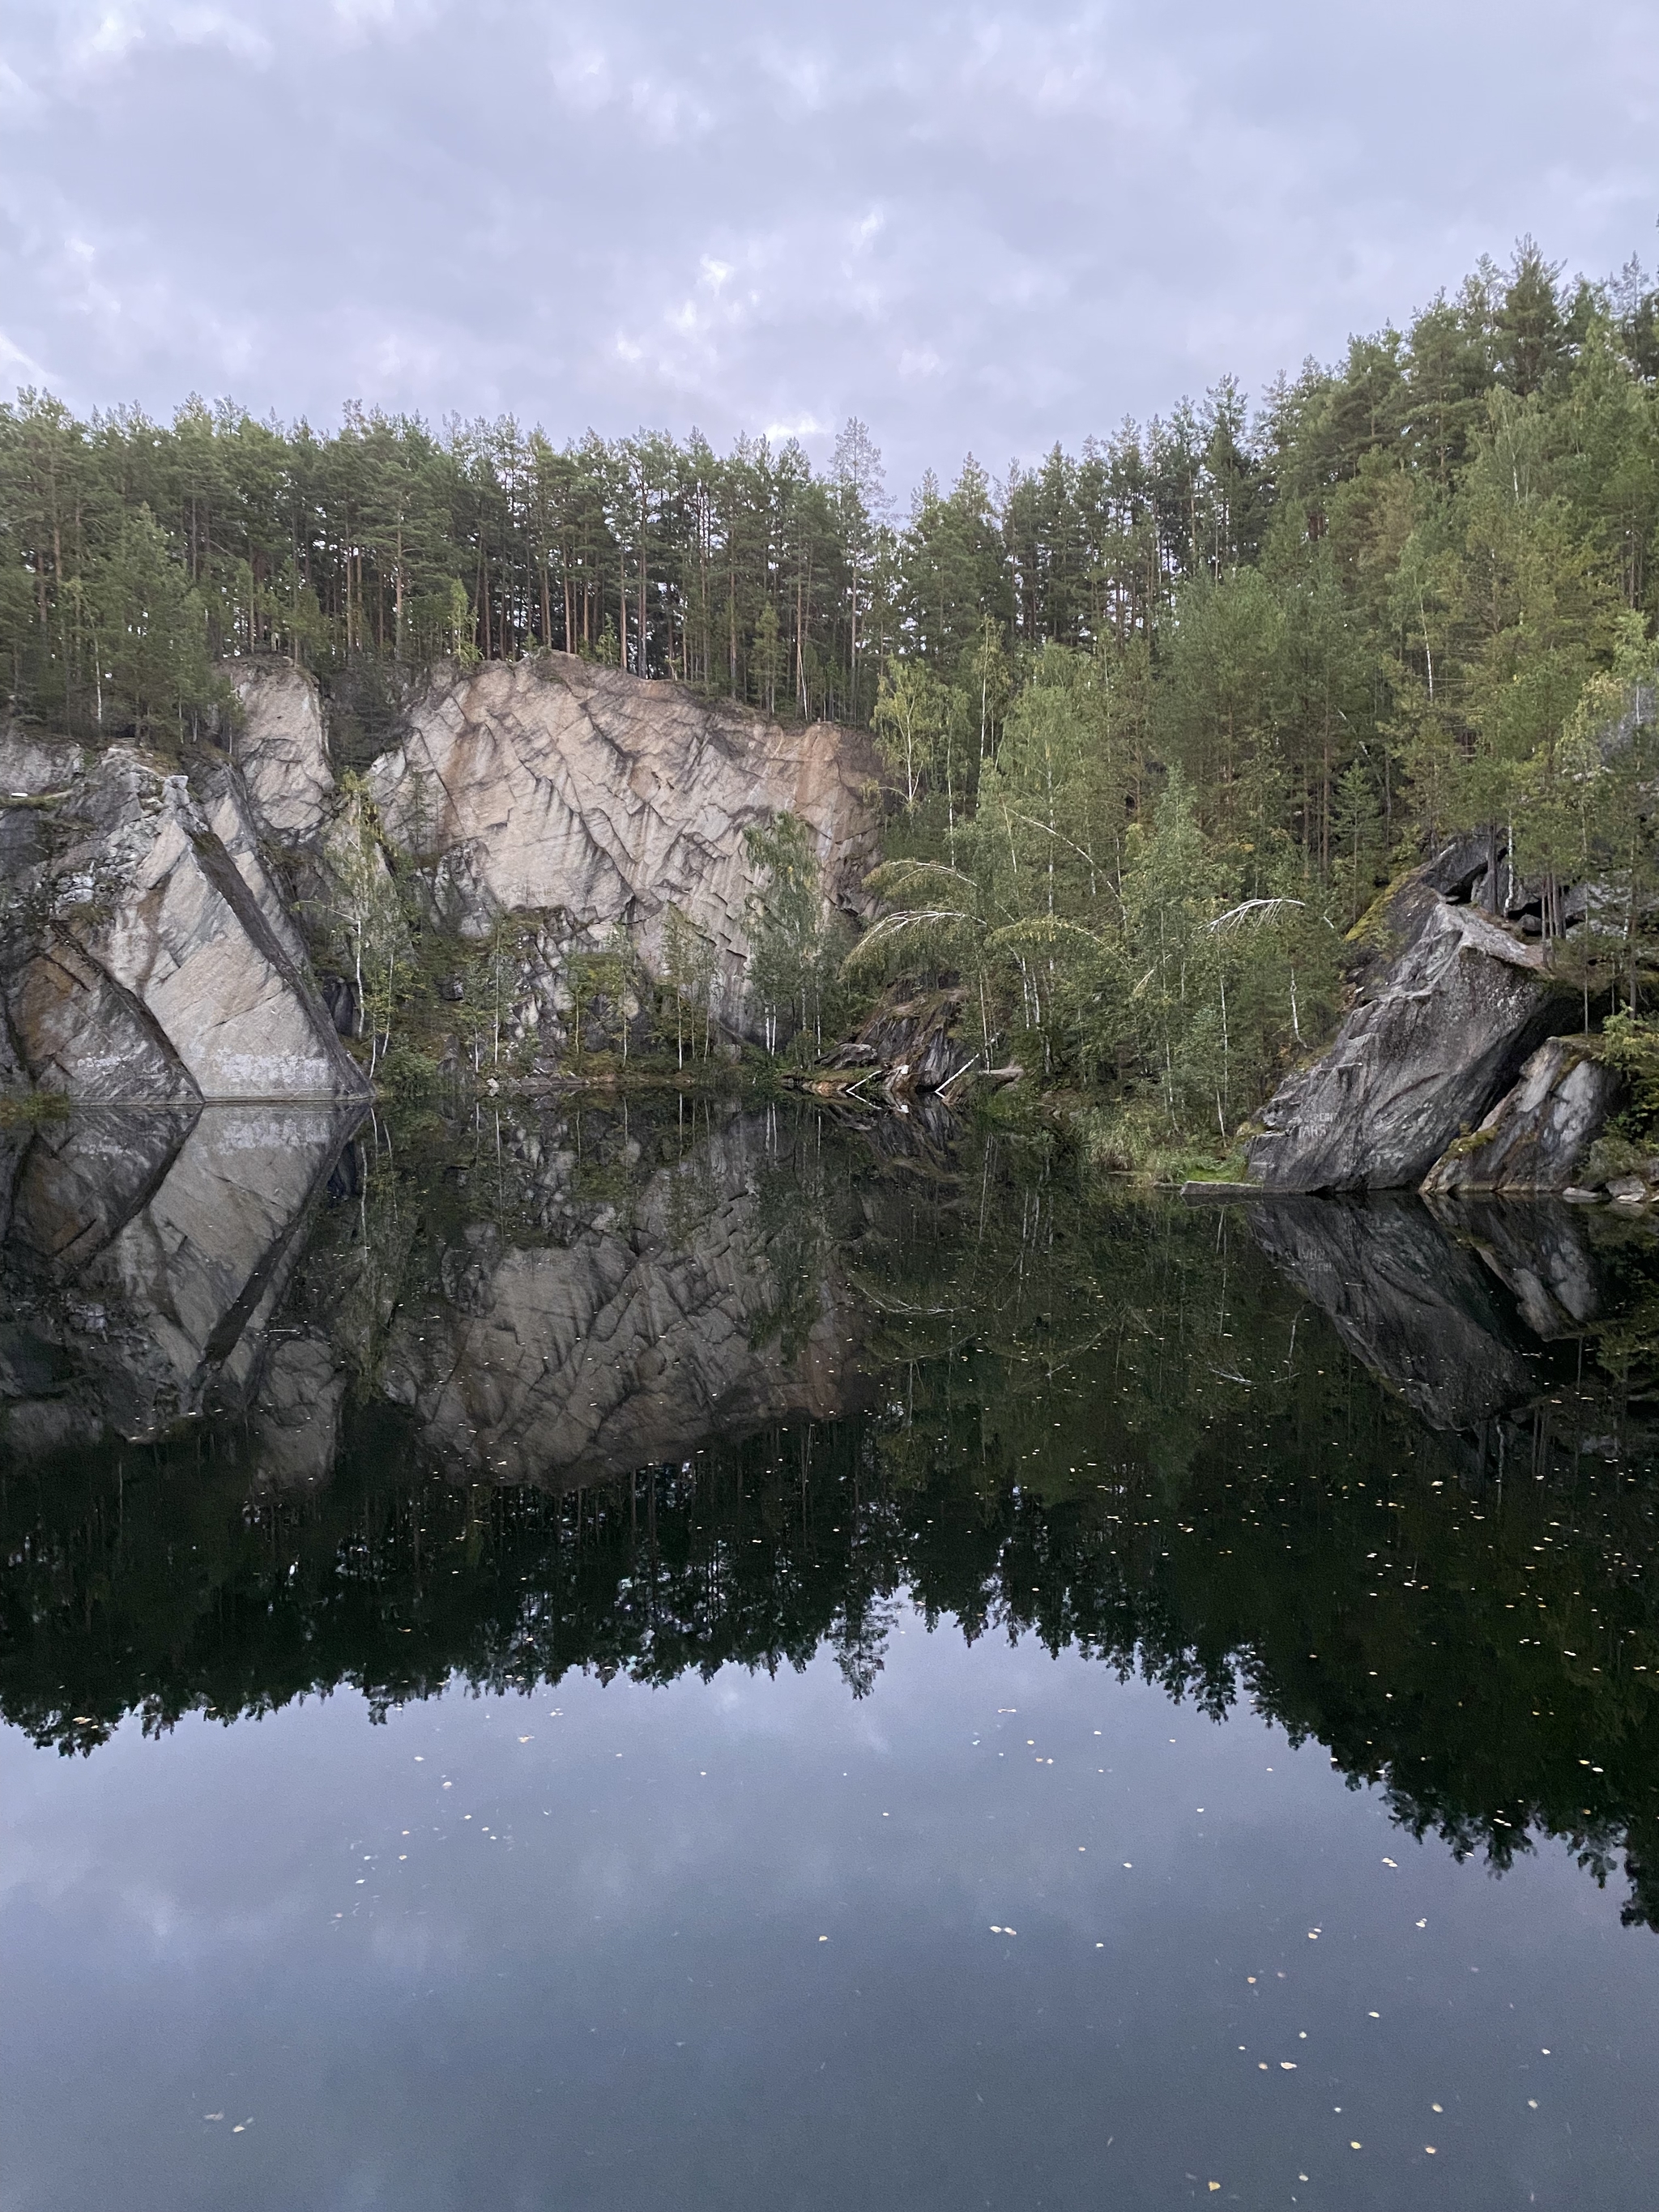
[2, 0, 1655, 491]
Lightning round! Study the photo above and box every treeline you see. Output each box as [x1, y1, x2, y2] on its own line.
[0, 376, 1334, 739]
[5, 243, 1659, 1140]
[851, 243, 1659, 1153]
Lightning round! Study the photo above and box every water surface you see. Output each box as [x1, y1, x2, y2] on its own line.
[3, 1101, 1657, 2209]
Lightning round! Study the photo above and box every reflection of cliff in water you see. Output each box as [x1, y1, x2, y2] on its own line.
[368, 1114, 860, 1486]
[1243, 1188, 1658, 1435]
[1, 1105, 357, 1453]
[4, 1110, 1659, 1934]
[1, 1100, 868, 1487]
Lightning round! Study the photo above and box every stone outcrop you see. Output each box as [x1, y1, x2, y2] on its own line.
[1420, 1037, 1623, 1196]
[365, 655, 884, 1037]
[812, 984, 980, 1101]
[0, 735, 369, 1103]
[228, 661, 335, 850]
[2, 658, 885, 1096]
[1247, 867, 1578, 1193]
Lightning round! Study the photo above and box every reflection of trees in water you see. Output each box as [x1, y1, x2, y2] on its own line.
[4, 1108, 1659, 1931]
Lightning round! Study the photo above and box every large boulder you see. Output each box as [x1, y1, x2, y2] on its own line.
[365, 655, 884, 1033]
[1420, 1036, 1623, 1196]
[1, 740, 368, 1103]
[1247, 884, 1578, 1193]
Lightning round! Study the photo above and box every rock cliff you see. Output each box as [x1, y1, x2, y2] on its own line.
[1247, 862, 1580, 1193]
[1419, 1037, 1624, 1196]
[365, 654, 884, 1035]
[2, 655, 882, 1098]
[1, 732, 368, 1103]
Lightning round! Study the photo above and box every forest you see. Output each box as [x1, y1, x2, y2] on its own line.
[4, 240, 1659, 1155]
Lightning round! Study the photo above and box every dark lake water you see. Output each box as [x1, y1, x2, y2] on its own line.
[3, 1099, 1658, 2210]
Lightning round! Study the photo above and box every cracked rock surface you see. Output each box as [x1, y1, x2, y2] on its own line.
[1, 731, 368, 1103]
[1421, 1036, 1626, 1196]
[367, 655, 883, 1026]
[1247, 888, 1579, 1193]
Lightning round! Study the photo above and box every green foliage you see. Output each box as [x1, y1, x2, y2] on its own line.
[1596, 1012, 1659, 1144]
[376, 1040, 444, 1102]
[6, 236, 1659, 1123]
[657, 905, 720, 1067]
[744, 813, 850, 1059]
[0, 1087, 71, 1128]
[314, 775, 412, 1078]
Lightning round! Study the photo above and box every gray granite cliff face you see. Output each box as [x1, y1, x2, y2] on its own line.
[1420, 1037, 1624, 1196]
[1247, 876, 1579, 1194]
[228, 661, 335, 850]
[2, 658, 883, 1097]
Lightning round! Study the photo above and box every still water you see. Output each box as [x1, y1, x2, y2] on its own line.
[2, 1100, 1657, 2210]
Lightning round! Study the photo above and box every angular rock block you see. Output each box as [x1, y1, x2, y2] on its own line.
[1247, 893, 1576, 1192]
[3, 744, 368, 1103]
[1420, 1037, 1624, 1196]
[366, 654, 884, 1034]
[229, 660, 335, 850]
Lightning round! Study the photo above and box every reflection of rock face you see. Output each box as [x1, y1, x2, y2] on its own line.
[1, 737, 369, 1103]
[382, 1119, 858, 1484]
[1247, 1196, 1536, 1428]
[250, 1332, 350, 1489]
[1424, 1196, 1610, 1340]
[365, 656, 883, 1029]
[0, 1106, 359, 1455]
[1421, 1037, 1623, 1196]
[1248, 889, 1576, 1192]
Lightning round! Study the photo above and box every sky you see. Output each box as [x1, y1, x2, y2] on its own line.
[2, 0, 1655, 492]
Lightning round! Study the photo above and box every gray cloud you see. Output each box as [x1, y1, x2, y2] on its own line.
[2, 0, 1654, 485]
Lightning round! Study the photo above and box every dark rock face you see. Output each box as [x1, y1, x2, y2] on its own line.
[1247, 893, 1578, 1192]
[1245, 1195, 1537, 1428]
[1421, 1038, 1623, 1196]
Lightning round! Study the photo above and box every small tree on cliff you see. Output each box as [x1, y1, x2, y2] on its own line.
[319, 776, 412, 1077]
